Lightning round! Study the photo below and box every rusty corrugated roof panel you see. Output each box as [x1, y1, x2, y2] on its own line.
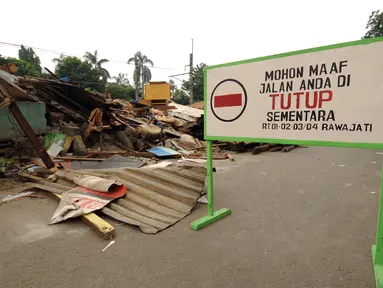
[71, 162, 206, 234]
[18, 77, 108, 121]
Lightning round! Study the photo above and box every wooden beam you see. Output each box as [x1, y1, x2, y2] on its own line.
[251, 144, 271, 155]
[54, 156, 106, 161]
[49, 191, 116, 240]
[282, 145, 298, 152]
[8, 103, 55, 169]
[269, 145, 284, 152]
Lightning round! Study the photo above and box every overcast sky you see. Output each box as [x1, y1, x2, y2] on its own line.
[1, 0, 381, 85]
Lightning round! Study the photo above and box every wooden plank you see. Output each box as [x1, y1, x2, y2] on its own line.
[81, 213, 115, 240]
[51, 192, 116, 240]
[269, 145, 284, 152]
[112, 141, 155, 158]
[251, 144, 271, 155]
[98, 148, 154, 158]
[85, 150, 128, 156]
[282, 145, 298, 152]
[62, 136, 73, 154]
[8, 103, 55, 169]
[54, 156, 106, 161]
[19, 172, 75, 191]
[185, 152, 228, 160]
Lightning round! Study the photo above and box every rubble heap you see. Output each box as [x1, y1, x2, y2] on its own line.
[0, 72, 301, 237]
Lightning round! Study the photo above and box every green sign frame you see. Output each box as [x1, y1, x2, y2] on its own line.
[189, 36, 383, 288]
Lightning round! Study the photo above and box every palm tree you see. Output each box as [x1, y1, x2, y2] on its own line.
[113, 73, 130, 85]
[84, 50, 110, 78]
[127, 51, 154, 100]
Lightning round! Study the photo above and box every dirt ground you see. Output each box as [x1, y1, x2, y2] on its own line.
[0, 147, 380, 288]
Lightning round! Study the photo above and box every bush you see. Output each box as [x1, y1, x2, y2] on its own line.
[107, 83, 135, 100]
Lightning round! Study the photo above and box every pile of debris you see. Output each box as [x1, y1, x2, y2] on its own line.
[0, 71, 301, 238]
[0, 72, 300, 165]
[1, 74, 219, 162]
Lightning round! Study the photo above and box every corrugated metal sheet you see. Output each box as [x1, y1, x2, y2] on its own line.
[71, 162, 206, 234]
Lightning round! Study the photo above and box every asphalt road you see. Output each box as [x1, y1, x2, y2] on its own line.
[0, 147, 380, 288]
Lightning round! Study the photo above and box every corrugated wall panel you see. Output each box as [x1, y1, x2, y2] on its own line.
[0, 101, 47, 140]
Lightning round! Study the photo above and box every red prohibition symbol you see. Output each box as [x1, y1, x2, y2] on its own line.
[210, 79, 248, 122]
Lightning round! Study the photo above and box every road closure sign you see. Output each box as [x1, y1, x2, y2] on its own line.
[205, 38, 383, 148]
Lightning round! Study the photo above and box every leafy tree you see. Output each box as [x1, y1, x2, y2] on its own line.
[128, 51, 154, 100]
[54, 56, 106, 92]
[84, 50, 110, 79]
[173, 88, 189, 105]
[0, 53, 40, 76]
[0, 54, 7, 65]
[18, 45, 42, 74]
[182, 63, 207, 103]
[3, 57, 40, 77]
[113, 73, 130, 85]
[52, 54, 65, 64]
[169, 79, 176, 95]
[363, 10, 383, 39]
[107, 83, 135, 100]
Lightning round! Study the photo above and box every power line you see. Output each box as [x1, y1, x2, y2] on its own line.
[60, 80, 130, 86]
[72, 80, 134, 86]
[168, 76, 185, 82]
[0, 41, 178, 71]
[168, 72, 189, 77]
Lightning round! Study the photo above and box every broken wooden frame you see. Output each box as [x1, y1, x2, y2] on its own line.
[189, 36, 383, 288]
[0, 81, 54, 169]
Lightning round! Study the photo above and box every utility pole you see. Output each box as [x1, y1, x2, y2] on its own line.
[189, 38, 194, 105]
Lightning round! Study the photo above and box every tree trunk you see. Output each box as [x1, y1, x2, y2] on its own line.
[135, 86, 139, 100]
[140, 66, 143, 100]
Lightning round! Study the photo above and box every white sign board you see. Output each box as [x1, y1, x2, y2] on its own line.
[205, 38, 383, 148]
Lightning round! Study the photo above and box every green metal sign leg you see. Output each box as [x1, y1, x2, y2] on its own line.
[207, 139, 215, 217]
[373, 166, 383, 287]
[190, 140, 231, 231]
